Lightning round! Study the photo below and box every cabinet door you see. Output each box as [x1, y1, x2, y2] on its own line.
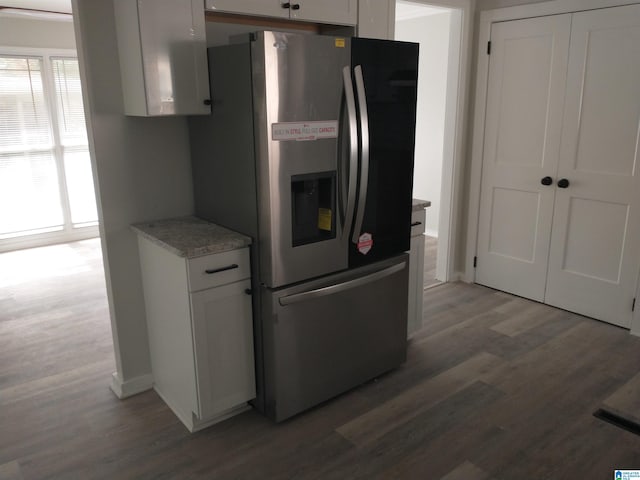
[475, 15, 571, 301]
[205, 0, 289, 19]
[191, 279, 256, 420]
[135, 0, 210, 116]
[292, 0, 357, 25]
[545, 4, 640, 328]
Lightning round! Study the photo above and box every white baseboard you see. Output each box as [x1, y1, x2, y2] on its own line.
[110, 372, 154, 399]
[424, 229, 438, 238]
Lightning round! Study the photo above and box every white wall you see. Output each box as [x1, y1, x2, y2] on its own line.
[0, 16, 76, 49]
[73, 0, 195, 393]
[396, 12, 452, 237]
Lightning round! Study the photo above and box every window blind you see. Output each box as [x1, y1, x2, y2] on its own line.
[0, 55, 97, 240]
[51, 57, 97, 226]
[0, 56, 62, 237]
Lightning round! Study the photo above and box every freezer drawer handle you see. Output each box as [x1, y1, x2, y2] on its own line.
[279, 262, 406, 306]
[205, 264, 239, 275]
[411, 221, 422, 227]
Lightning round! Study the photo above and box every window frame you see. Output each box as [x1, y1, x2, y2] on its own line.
[0, 46, 98, 253]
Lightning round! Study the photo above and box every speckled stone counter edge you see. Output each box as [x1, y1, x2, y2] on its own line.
[412, 198, 431, 212]
[131, 216, 252, 259]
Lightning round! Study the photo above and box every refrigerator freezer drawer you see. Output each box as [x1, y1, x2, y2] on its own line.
[261, 254, 409, 421]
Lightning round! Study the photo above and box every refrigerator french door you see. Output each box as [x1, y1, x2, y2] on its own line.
[189, 31, 418, 421]
[251, 31, 418, 286]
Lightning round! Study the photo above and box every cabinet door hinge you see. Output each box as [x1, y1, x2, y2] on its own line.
[633, 298, 636, 312]
[487, 41, 492, 55]
[474, 256, 478, 268]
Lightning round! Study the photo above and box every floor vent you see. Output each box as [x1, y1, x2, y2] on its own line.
[593, 408, 640, 436]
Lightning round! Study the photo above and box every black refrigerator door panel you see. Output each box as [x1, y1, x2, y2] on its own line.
[349, 38, 418, 267]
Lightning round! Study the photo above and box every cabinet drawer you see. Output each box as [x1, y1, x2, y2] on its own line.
[187, 248, 250, 292]
[410, 209, 426, 237]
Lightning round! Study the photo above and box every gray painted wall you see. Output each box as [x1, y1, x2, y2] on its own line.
[0, 16, 76, 49]
[73, 0, 195, 386]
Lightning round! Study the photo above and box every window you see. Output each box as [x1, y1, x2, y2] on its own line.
[0, 51, 97, 251]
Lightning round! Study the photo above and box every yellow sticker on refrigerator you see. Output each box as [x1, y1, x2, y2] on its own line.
[335, 38, 345, 48]
[318, 208, 332, 231]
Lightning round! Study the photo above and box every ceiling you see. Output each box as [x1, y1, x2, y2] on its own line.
[0, 0, 71, 13]
[396, 1, 451, 21]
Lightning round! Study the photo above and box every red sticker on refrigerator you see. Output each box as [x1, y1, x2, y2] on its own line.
[357, 232, 373, 255]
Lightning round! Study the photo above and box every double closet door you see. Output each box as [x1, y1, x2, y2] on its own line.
[476, 4, 640, 328]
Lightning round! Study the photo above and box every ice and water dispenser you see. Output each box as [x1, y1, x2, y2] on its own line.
[291, 171, 336, 247]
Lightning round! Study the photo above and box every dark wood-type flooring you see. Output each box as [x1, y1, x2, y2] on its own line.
[2, 239, 640, 479]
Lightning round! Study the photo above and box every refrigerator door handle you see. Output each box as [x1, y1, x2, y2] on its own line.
[352, 65, 370, 244]
[278, 261, 406, 306]
[341, 66, 358, 240]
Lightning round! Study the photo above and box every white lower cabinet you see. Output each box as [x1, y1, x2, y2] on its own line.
[190, 280, 255, 420]
[137, 237, 255, 432]
[407, 208, 426, 337]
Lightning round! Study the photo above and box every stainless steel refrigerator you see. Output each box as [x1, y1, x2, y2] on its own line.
[189, 31, 418, 421]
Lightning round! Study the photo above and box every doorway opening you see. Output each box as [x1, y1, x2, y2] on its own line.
[0, 9, 99, 253]
[0, 5, 114, 413]
[395, 0, 463, 288]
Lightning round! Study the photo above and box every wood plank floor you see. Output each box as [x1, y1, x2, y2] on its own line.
[2, 239, 640, 479]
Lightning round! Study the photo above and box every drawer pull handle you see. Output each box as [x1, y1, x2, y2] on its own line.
[244, 288, 252, 295]
[411, 221, 422, 227]
[205, 264, 239, 275]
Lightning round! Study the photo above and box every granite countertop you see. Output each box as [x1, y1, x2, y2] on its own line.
[412, 198, 431, 211]
[131, 216, 252, 259]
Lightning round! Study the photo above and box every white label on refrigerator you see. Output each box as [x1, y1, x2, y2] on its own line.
[357, 232, 373, 255]
[272, 121, 338, 142]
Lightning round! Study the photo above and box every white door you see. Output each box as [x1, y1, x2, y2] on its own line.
[544, 4, 640, 328]
[475, 15, 571, 301]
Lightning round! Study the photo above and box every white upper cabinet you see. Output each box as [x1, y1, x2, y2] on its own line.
[205, 0, 289, 19]
[114, 0, 211, 116]
[205, 0, 357, 26]
[291, 0, 357, 25]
